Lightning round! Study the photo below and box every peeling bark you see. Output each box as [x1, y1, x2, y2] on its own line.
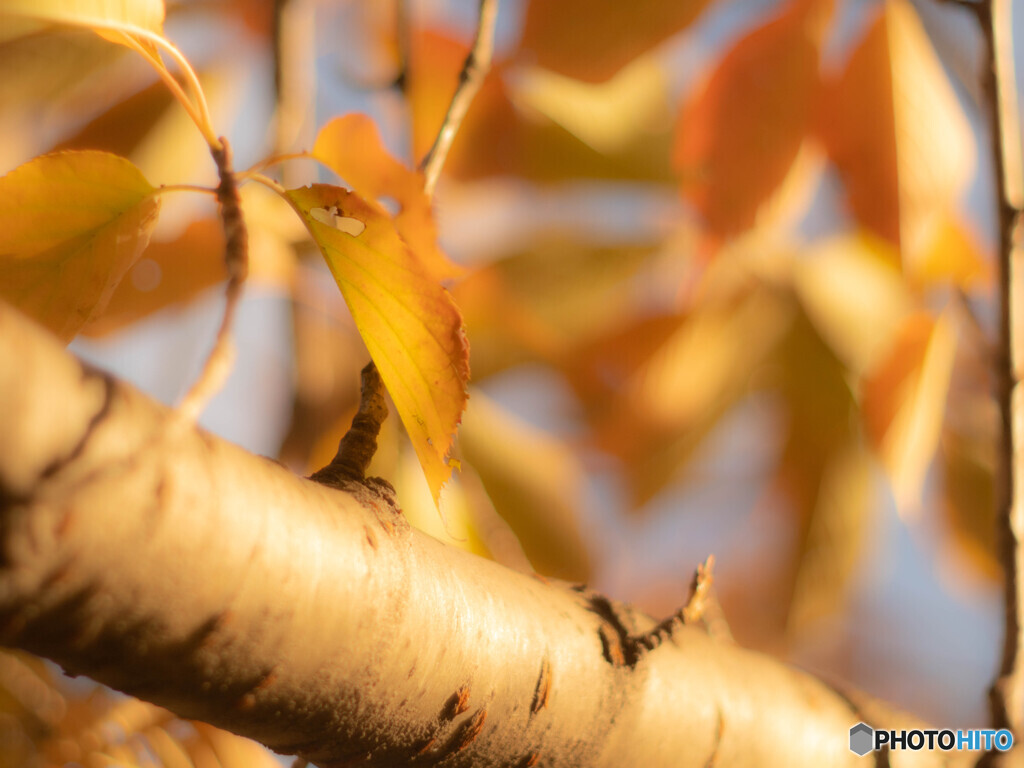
[0, 302, 964, 767]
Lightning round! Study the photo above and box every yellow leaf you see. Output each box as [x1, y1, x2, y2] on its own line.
[940, 410, 999, 581]
[519, 0, 713, 83]
[0, 0, 165, 42]
[459, 390, 591, 581]
[313, 113, 461, 282]
[862, 309, 958, 514]
[513, 52, 670, 155]
[906, 214, 992, 291]
[393, 443, 490, 559]
[794, 234, 912, 376]
[0, 150, 160, 342]
[286, 184, 469, 508]
[787, 443, 872, 634]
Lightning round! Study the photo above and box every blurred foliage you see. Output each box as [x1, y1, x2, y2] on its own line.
[0, 0, 1003, 756]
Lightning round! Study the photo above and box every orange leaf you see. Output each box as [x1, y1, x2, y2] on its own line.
[519, 0, 713, 83]
[816, 2, 975, 267]
[313, 113, 460, 281]
[81, 218, 225, 337]
[907, 215, 992, 291]
[54, 79, 176, 158]
[0, 150, 160, 341]
[286, 184, 469, 508]
[815, 9, 899, 248]
[407, 29, 518, 180]
[673, 0, 833, 237]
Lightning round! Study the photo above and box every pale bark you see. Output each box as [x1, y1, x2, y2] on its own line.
[982, 0, 1024, 757]
[0, 301, 964, 767]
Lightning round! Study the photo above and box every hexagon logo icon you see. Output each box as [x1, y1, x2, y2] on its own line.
[849, 722, 874, 756]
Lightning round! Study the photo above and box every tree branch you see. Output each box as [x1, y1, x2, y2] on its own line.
[974, 0, 1024, 758]
[0, 302, 964, 767]
[418, 0, 499, 197]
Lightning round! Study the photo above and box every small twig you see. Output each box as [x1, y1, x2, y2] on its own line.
[632, 556, 716, 654]
[310, 362, 389, 488]
[974, 0, 1024, 761]
[682, 555, 716, 625]
[417, 0, 499, 197]
[177, 138, 249, 422]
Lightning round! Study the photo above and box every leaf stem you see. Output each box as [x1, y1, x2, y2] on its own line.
[243, 172, 288, 197]
[238, 153, 315, 181]
[417, 0, 499, 197]
[89, 23, 220, 150]
[152, 183, 219, 197]
[309, 362, 389, 487]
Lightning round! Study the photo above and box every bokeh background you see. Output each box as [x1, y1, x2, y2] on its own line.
[2, 0, 1023, 764]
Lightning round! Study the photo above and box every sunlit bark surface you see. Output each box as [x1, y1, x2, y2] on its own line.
[0, 302, 963, 767]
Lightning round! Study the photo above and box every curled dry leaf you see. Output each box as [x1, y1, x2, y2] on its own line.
[286, 184, 469, 508]
[0, 150, 160, 342]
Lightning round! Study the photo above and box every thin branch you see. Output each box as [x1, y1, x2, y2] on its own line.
[975, 0, 1024, 759]
[177, 138, 249, 423]
[309, 362, 389, 488]
[418, 0, 499, 197]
